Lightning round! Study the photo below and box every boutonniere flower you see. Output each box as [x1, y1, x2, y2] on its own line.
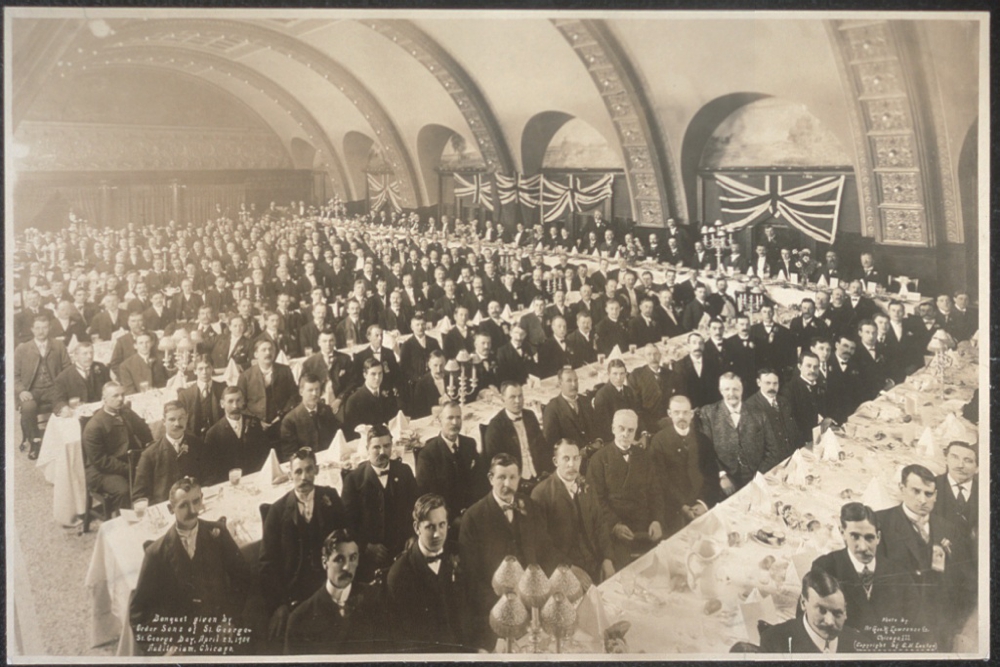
[748, 341, 755, 349]
[210, 527, 221, 538]
[940, 538, 952, 556]
[178, 444, 190, 456]
[514, 498, 528, 517]
[322, 495, 333, 508]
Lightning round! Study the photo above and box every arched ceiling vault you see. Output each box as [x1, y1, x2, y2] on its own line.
[362, 19, 515, 175]
[101, 18, 422, 207]
[12, 19, 86, 130]
[81, 45, 352, 200]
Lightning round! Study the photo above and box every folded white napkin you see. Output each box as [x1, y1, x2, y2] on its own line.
[223, 358, 241, 386]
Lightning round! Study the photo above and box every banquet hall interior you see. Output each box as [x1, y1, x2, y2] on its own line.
[7, 10, 985, 659]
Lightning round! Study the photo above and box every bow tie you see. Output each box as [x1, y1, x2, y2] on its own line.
[619, 447, 632, 458]
[425, 553, 443, 564]
[510, 416, 522, 422]
[499, 502, 517, 513]
[375, 468, 390, 477]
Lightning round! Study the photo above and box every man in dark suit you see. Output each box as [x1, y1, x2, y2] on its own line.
[750, 243, 775, 279]
[298, 303, 334, 356]
[681, 283, 711, 333]
[409, 350, 450, 419]
[52, 341, 111, 416]
[628, 344, 677, 434]
[353, 324, 403, 398]
[627, 296, 661, 349]
[379, 289, 412, 335]
[542, 367, 597, 449]
[745, 368, 800, 458]
[594, 299, 628, 356]
[531, 440, 615, 582]
[82, 382, 154, 513]
[49, 300, 89, 347]
[210, 315, 252, 372]
[698, 373, 783, 492]
[415, 402, 481, 525]
[284, 529, 387, 655]
[170, 278, 204, 323]
[14, 313, 72, 456]
[933, 441, 978, 545]
[237, 339, 299, 439]
[567, 311, 598, 366]
[593, 359, 639, 442]
[653, 288, 684, 340]
[387, 494, 467, 652]
[483, 382, 549, 485]
[750, 304, 796, 377]
[788, 298, 830, 356]
[399, 312, 441, 394]
[759, 570, 868, 653]
[300, 329, 356, 415]
[130, 478, 252, 656]
[201, 387, 270, 485]
[459, 453, 557, 650]
[586, 409, 667, 569]
[142, 291, 174, 332]
[650, 395, 721, 531]
[87, 293, 129, 342]
[334, 299, 365, 349]
[342, 424, 419, 582]
[536, 315, 576, 378]
[343, 357, 400, 440]
[845, 280, 880, 332]
[780, 351, 826, 449]
[676, 332, 722, 408]
[495, 324, 536, 387]
[109, 311, 159, 378]
[721, 314, 758, 395]
[811, 502, 915, 635]
[118, 332, 168, 395]
[260, 449, 350, 645]
[855, 251, 887, 289]
[279, 373, 341, 461]
[132, 401, 205, 505]
[14, 289, 53, 345]
[875, 465, 976, 651]
[826, 334, 863, 423]
[176, 355, 225, 439]
[853, 320, 892, 402]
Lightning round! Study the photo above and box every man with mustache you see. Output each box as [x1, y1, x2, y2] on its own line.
[759, 570, 867, 653]
[387, 494, 466, 652]
[260, 448, 349, 647]
[284, 528, 387, 655]
[342, 424, 418, 582]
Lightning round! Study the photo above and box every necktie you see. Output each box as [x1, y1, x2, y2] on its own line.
[823, 640, 831, 653]
[912, 518, 929, 543]
[955, 486, 968, 514]
[298, 497, 313, 522]
[180, 532, 196, 559]
[860, 565, 874, 596]
[567, 398, 578, 414]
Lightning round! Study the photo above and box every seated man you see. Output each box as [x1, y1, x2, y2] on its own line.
[459, 453, 557, 650]
[759, 570, 867, 653]
[932, 441, 979, 544]
[531, 439, 615, 583]
[202, 387, 270, 486]
[210, 314, 252, 372]
[129, 477, 252, 656]
[592, 359, 638, 442]
[284, 528, 387, 655]
[409, 350, 450, 419]
[353, 324, 403, 398]
[118, 332, 168, 395]
[780, 351, 828, 449]
[628, 344, 677, 434]
[586, 409, 666, 569]
[415, 402, 481, 527]
[649, 395, 722, 532]
[237, 339, 299, 440]
[300, 329, 356, 416]
[387, 494, 466, 653]
[260, 448, 349, 645]
[811, 502, 915, 636]
[279, 373, 341, 462]
[698, 373, 783, 492]
[109, 311, 158, 378]
[495, 324, 537, 387]
[132, 401, 205, 505]
[542, 367, 597, 449]
[567, 310, 599, 366]
[14, 313, 72, 457]
[176, 355, 225, 439]
[628, 296, 661, 348]
[52, 340, 112, 416]
[342, 424, 418, 582]
[83, 382, 154, 513]
[594, 299, 628, 356]
[343, 357, 400, 440]
[483, 382, 549, 487]
[745, 368, 800, 458]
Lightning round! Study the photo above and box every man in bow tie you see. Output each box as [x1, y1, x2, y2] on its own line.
[132, 401, 205, 505]
[875, 465, 975, 651]
[342, 424, 418, 582]
[483, 382, 548, 488]
[586, 409, 666, 568]
[284, 528, 387, 654]
[459, 453, 557, 650]
[260, 448, 349, 646]
[387, 494, 467, 652]
[130, 478, 252, 656]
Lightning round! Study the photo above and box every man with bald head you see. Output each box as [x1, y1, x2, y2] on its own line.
[586, 409, 667, 568]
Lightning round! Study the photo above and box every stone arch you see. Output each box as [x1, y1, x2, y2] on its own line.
[521, 111, 575, 175]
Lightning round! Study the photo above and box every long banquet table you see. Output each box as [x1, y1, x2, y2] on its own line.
[75, 245, 938, 656]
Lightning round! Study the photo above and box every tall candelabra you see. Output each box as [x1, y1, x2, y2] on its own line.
[736, 287, 765, 318]
[444, 350, 479, 405]
[702, 220, 733, 272]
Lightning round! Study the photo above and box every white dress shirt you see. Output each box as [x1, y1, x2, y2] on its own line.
[295, 488, 315, 522]
[506, 409, 537, 479]
[803, 616, 838, 653]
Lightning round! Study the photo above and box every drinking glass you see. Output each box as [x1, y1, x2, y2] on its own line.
[229, 468, 242, 485]
[133, 498, 148, 520]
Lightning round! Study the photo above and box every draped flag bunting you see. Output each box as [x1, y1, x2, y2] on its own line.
[452, 173, 495, 211]
[495, 173, 542, 208]
[714, 173, 846, 244]
[367, 173, 403, 214]
[540, 174, 614, 223]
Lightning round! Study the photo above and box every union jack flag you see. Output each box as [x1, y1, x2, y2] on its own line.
[453, 173, 494, 211]
[714, 173, 846, 244]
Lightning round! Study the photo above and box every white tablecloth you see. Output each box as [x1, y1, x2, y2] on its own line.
[36, 416, 88, 526]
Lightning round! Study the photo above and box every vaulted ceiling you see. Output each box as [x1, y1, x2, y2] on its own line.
[10, 10, 981, 232]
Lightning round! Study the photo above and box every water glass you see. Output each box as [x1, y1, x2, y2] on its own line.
[133, 498, 148, 520]
[229, 468, 242, 485]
